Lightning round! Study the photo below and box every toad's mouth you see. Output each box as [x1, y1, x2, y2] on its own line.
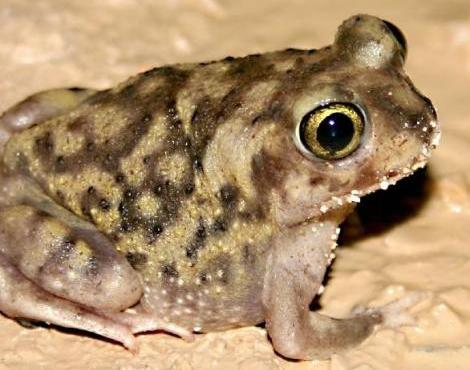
[289, 153, 436, 229]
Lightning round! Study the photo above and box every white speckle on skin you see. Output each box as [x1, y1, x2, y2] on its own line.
[186, 294, 194, 301]
[431, 131, 441, 147]
[193, 325, 202, 332]
[328, 252, 336, 263]
[177, 298, 184, 304]
[348, 194, 361, 203]
[177, 278, 184, 286]
[161, 289, 167, 296]
[320, 204, 329, 213]
[332, 196, 343, 205]
[380, 179, 390, 190]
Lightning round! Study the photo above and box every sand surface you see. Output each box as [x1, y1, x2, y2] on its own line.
[0, 0, 469, 369]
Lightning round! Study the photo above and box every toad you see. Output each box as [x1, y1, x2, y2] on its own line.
[0, 15, 439, 360]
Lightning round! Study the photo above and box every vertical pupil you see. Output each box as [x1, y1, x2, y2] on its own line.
[317, 113, 354, 152]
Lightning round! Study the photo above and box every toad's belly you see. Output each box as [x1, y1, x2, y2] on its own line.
[138, 255, 268, 332]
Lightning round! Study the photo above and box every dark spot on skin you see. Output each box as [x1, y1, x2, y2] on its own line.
[212, 217, 227, 232]
[185, 219, 207, 260]
[161, 263, 179, 278]
[115, 174, 125, 183]
[151, 223, 163, 237]
[198, 272, 208, 284]
[126, 252, 148, 269]
[193, 158, 203, 171]
[61, 238, 76, 253]
[56, 190, 65, 202]
[184, 182, 194, 194]
[219, 184, 238, 209]
[124, 189, 136, 200]
[117, 188, 141, 233]
[99, 198, 111, 211]
[34, 131, 54, 157]
[142, 113, 152, 123]
[68, 116, 90, 131]
[309, 177, 322, 186]
[243, 244, 254, 264]
[183, 137, 192, 148]
[86, 256, 99, 276]
[240, 204, 265, 221]
[251, 149, 285, 192]
[251, 115, 262, 125]
[387, 169, 399, 178]
[143, 155, 151, 164]
[224, 56, 235, 62]
[87, 186, 95, 195]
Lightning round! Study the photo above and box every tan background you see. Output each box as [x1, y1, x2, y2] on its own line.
[0, 0, 469, 369]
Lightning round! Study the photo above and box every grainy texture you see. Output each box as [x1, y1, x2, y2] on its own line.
[0, 0, 468, 369]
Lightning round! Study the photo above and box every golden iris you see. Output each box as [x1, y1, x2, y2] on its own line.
[299, 103, 364, 160]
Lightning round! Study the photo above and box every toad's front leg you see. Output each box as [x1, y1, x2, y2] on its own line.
[262, 221, 381, 360]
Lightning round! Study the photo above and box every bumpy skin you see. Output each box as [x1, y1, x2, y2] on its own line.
[0, 15, 439, 359]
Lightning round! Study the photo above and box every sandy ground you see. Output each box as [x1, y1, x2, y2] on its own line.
[0, 0, 469, 369]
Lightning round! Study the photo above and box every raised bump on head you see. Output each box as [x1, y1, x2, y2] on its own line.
[334, 14, 407, 68]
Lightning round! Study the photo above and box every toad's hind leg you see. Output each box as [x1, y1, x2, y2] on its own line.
[0, 251, 138, 350]
[0, 202, 193, 349]
[0, 87, 96, 150]
[262, 222, 381, 360]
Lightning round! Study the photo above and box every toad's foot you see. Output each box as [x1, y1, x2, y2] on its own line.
[352, 291, 428, 329]
[101, 309, 195, 341]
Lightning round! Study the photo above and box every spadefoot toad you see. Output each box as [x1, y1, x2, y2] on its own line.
[0, 15, 440, 360]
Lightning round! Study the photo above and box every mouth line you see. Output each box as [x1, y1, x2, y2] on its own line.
[298, 157, 432, 227]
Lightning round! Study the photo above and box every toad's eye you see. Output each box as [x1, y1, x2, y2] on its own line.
[298, 103, 364, 160]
